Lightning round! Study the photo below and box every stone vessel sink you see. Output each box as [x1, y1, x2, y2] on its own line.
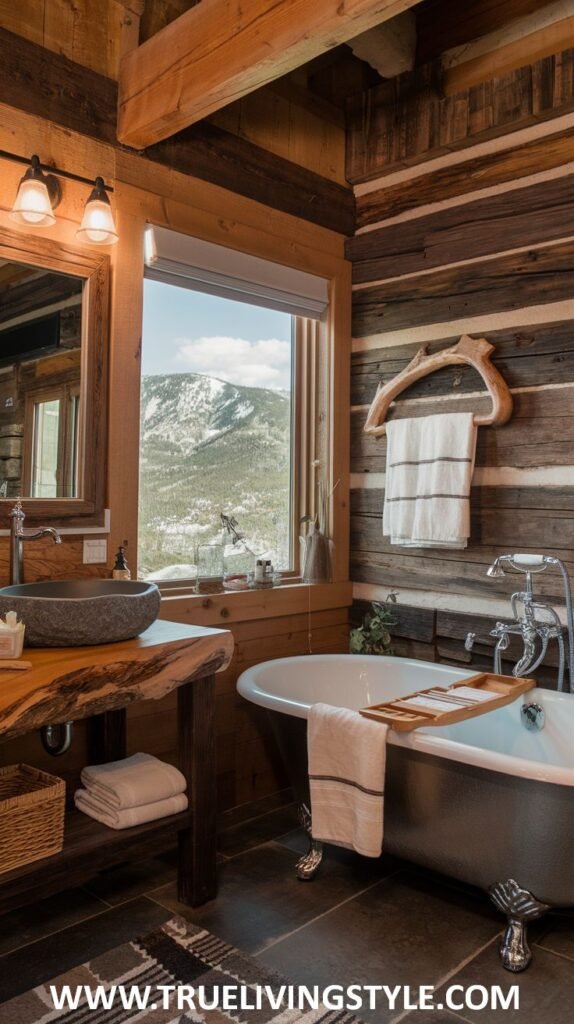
[0, 580, 161, 647]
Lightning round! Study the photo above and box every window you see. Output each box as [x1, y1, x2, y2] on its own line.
[138, 227, 328, 585]
[139, 285, 294, 580]
[23, 384, 81, 498]
[31, 398, 60, 498]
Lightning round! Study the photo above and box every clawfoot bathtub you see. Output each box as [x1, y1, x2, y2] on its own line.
[238, 654, 574, 972]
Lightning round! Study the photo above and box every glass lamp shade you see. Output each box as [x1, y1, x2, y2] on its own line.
[76, 180, 118, 245]
[10, 176, 56, 226]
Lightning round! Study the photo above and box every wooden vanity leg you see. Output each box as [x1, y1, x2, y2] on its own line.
[88, 709, 127, 764]
[177, 673, 217, 906]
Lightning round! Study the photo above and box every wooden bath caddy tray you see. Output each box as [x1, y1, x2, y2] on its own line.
[360, 672, 534, 731]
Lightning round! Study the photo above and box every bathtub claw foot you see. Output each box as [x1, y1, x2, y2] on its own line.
[499, 919, 533, 973]
[296, 840, 324, 880]
[296, 803, 323, 881]
[489, 879, 549, 972]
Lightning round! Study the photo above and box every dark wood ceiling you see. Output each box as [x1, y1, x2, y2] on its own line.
[415, 0, 545, 64]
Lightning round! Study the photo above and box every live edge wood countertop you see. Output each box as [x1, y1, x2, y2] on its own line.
[0, 620, 234, 741]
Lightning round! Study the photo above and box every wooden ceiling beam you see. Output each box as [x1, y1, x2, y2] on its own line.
[117, 0, 425, 149]
[0, 27, 354, 235]
[443, 0, 574, 95]
[415, 0, 545, 66]
[117, 0, 146, 59]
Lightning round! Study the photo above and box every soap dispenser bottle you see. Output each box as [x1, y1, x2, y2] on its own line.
[112, 544, 131, 580]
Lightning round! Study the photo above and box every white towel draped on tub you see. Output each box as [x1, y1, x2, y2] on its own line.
[74, 789, 188, 830]
[383, 411, 477, 549]
[80, 752, 187, 810]
[308, 703, 387, 858]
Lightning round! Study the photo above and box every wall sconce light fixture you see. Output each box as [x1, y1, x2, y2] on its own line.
[10, 155, 61, 227]
[76, 177, 118, 245]
[1, 150, 118, 245]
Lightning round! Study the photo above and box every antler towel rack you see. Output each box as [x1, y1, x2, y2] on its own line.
[364, 335, 513, 437]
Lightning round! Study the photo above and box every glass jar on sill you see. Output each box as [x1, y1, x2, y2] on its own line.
[196, 543, 224, 594]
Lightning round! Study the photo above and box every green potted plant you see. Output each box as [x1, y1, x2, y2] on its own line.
[350, 593, 398, 656]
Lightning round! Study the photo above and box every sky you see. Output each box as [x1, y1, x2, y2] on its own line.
[142, 279, 293, 390]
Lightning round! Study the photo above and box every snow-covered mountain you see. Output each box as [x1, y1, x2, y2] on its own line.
[138, 373, 292, 579]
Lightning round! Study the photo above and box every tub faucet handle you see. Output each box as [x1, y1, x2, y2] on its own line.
[521, 702, 545, 731]
[464, 632, 476, 652]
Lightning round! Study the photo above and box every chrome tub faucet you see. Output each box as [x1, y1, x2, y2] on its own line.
[466, 554, 574, 692]
[9, 498, 62, 586]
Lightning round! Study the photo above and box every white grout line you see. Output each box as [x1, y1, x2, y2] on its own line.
[350, 466, 574, 488]
[352, 233, 574, 291]
[351, 381, 574, 418]
[351, 473, 387, 489]
[353, 382, 574, 404]
[511, 380, 574, 394]
[352, 582, 569, 624]
[355, 160, 574, 235]
[352, 300, 574, 351]
[354, 111, 574, 197]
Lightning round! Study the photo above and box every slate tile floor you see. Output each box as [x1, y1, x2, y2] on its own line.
[0, 797, 573, 1022]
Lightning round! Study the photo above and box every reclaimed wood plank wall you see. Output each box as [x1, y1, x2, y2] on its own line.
[351, 600, 561, 688]
[347, 44, 574, 681]
[0, 17, 353, 812]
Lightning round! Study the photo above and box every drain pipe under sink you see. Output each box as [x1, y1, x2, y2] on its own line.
[40, 721, 74, 756]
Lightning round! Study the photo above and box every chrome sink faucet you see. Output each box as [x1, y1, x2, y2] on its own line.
[9, 498, 62, 585]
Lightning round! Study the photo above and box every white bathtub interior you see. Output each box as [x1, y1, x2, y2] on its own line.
[238, 654, 477, 717]
[237, 654, 574, 786]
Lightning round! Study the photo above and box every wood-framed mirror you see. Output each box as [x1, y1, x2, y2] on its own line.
[0, 229, 108, 527]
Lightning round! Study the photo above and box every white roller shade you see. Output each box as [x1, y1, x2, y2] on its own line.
[144, 225, 329, 319]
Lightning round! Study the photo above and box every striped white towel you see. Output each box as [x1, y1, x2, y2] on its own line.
[383, 411, 477, 549]
[308, 703, 387, 858]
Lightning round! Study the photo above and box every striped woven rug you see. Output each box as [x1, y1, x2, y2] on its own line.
[1, 916, 366, 1023]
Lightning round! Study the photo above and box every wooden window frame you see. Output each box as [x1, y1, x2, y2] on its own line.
[112, 186, 350, 591]
[140, 305, 319, 589]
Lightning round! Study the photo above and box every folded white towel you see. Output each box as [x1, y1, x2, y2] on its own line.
[74, 788, 188, 830]
[383, 411, 477, 549]
[308, 703, 387, 858]
[80, 752, 186, 810]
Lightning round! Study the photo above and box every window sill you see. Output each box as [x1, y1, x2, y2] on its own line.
[158, 579, 352, 628]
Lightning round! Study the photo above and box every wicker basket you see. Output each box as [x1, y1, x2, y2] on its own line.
[0, 764, 65, 875]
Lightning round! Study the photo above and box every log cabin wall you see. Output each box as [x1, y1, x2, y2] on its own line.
[0, 5, 352, 811]
[347, 41, 574, 683]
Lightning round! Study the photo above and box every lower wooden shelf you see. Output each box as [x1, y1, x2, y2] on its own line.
[0, 808, 192, 913]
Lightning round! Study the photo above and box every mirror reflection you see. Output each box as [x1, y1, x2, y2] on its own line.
[0, 260, 83, 499]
